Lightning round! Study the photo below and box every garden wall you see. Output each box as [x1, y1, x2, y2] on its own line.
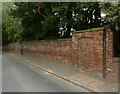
[72, 29, 117, 78]
[22, 39, 72, 64]
[3, 28, 118, 78]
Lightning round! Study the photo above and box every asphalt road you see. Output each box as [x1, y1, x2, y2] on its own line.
[2, 53, 90, 92]
[0, 53, 2, 93]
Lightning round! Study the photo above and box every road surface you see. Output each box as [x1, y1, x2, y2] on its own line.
[0, 53, 2, 93]
[2, 53, 90, 92]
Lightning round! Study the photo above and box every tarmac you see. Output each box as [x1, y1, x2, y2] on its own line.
[7, 53, 119, 93]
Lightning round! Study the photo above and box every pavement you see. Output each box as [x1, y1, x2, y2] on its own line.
[5, 52, 118, 92]
[2, 53, 90, 92]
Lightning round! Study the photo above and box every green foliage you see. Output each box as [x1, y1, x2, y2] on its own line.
[100, 2, 120, 57]
[3, 2, 102, 44]
[74, 2, 101, 30]
[100, 2, 120, 31]
[11, 2, 44, 41]
[2, 2, 23, 45]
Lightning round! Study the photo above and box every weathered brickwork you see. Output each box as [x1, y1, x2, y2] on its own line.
[23, 40, 72, 64]
[106, 30, 118, 78]
[72, 29, 118, 78]
[3, 43, 20, 53]
[3, 29, 118, 78]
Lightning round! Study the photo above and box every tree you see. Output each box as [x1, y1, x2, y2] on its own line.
[100, 2, 120, 31]
[38, 2, 60, 39]
[9, 2, 102, 41]
[100, 2, 120, 56]
[50, 2, 101, 37]
[2, 2, 23, 45]
[74, 2, 101, 30]
[11, 2, 44, 40]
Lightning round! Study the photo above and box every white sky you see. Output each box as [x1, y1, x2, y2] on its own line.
[101, 13, 106, 18]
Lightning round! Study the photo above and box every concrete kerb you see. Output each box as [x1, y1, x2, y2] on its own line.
[8, 53, 98, 93]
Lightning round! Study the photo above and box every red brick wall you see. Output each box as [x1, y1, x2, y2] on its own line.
[3, 29, 117, 78]
[72, 31, 104, 76]
[3, 43, 20, 53]
[23, 39, 72, 64]
[106, 30, 118, 78]
[72, 29, 118, 78]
